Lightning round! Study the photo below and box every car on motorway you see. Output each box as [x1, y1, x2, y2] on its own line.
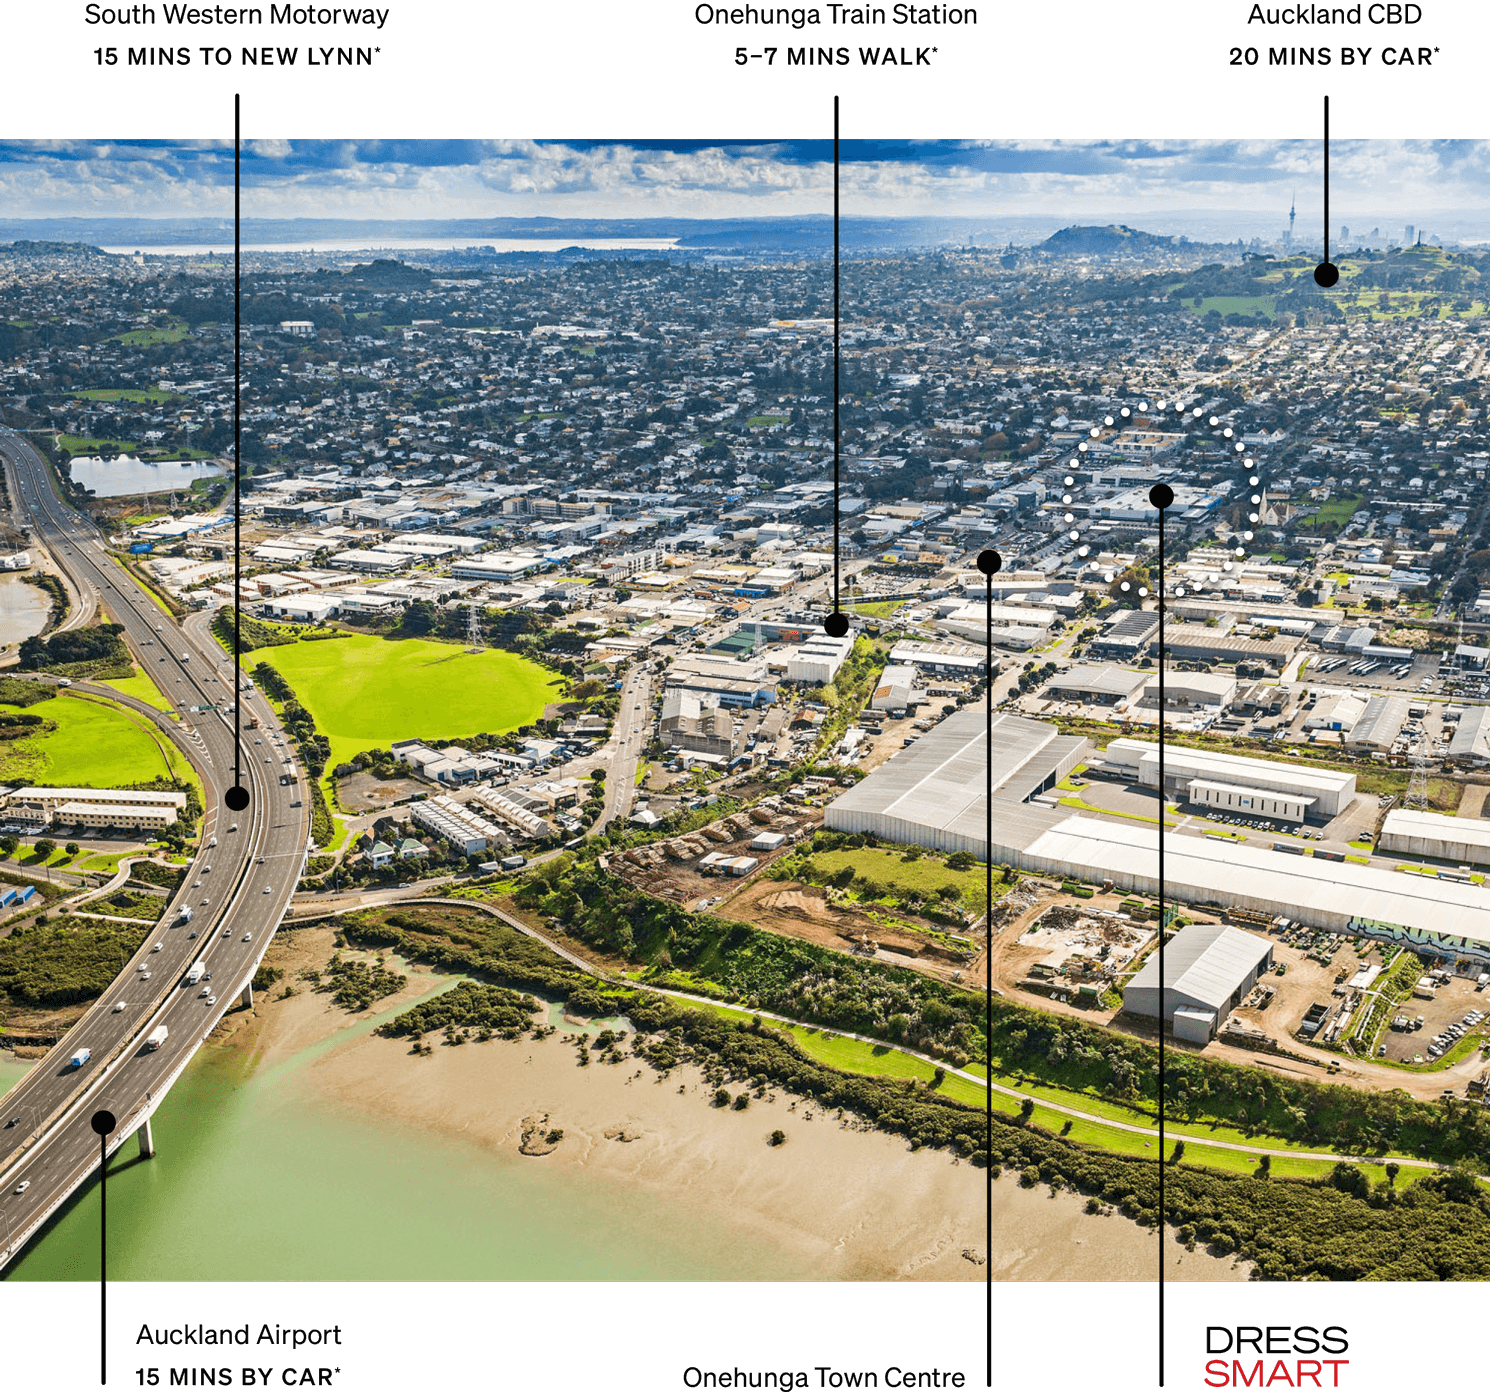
[263, 886, 272, 895]
[139, 970, 151, 980]
[243, 932, 253, 941]
[14, 1180, 29, 1193]
[199, 987, 211, 998]
[206, 995, 216, 1006]
[6, 1117, 19, 1128]
[222, 928, 231, 938]
[229, 824, 238, 832]
[113, 1001, 126, 1012]
[152, 942, 162, 952]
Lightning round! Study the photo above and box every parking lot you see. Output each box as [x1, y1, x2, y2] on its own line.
[1378, 970, 1490, 1066]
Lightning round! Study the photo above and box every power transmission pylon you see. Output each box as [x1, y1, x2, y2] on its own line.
[1406, 734, 1432, 812]
[466, 602, 484, 653]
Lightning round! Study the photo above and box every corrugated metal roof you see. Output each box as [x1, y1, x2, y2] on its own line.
[1382, 807, 1490, 854]
[1023, 814, 1490, 947]
[1127, 923, 1271, 1010]
[1450, 705, 1490, 761]
[825, 711, 1076, 856]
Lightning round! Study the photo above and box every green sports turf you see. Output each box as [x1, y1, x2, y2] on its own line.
[262, 634, 564, 770]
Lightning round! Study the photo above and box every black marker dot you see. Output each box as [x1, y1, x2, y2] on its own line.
[90, 1110, 115, 1137]
[976, 548, 1003, 577]
[225, 786, 250, 811]
[1149, 483, 1175, 510]
[823, 612, 849, 638]
[1314, 262, 1340, 288]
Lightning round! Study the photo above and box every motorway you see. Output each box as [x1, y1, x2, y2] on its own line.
[0, 428, 310, 1272]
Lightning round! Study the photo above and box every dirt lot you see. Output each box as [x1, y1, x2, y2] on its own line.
[1229, 940, 1342, 1042]
[336, 771, 428, 815]
[610, 803, 821, 908]
[720, 877, 975, 983]
[856, 713, 922, 772]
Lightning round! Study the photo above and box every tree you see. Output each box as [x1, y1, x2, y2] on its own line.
[768, 1129, 786, 1147]
[34, 838, 56, 859]
[64, 842, 80, 857]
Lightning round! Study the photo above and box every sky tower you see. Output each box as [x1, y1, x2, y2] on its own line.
[1286, 191, 1296, 250]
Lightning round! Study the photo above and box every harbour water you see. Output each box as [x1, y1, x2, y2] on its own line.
[100, 238, 680, 256]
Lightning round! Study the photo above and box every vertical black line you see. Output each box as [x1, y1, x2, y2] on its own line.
[99, 1126, 107, 1281]
[832, 94, 841, 619]
[233, 94, 243, 789]
[1156, 511, 1166, 1389]
[983, 567, 993, 1391]
[1323, 95, 1331, 265]
[99, 1129, 107, 1386]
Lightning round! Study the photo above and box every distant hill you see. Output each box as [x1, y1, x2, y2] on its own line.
[340, 258, 432, 287]
[0, 240, 116, 259]
[1038, 225, 1191, 256]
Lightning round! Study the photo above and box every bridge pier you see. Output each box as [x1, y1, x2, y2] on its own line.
[137, 1118, 154, 1159]
[240, 982, 253, 1010]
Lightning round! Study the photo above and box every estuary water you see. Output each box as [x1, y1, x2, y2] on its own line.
[0, 576, 51, 648]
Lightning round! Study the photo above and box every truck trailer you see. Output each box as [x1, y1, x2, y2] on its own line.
[144, 1024, 169, 1051]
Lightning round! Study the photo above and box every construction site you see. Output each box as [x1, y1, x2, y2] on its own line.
[1012, 902, 1154, 1010]
[606, 797, 821, 908]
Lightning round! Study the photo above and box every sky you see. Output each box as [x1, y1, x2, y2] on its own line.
[0, 138, 1487, 236]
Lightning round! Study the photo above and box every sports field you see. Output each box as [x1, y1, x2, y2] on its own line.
[0, 691, 190, 787]
[263, 634, 563, 771]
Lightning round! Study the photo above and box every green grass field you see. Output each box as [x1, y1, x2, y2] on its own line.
[262, 633, 563, 773]
[57, 435, 136, 456]
[73, 387, 182, 404]
[806, 845, 989, 913]
[0, 692, 188, 787]
[112, 324, 190, 346]
[1187, 295, 1276, 320]
[101, 666, 174, 712]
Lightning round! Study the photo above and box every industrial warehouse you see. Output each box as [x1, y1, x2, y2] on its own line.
[1096, 739, 1357, 821]
[826, 712, 1490, 973]
[1121, 923, 1275, 1043]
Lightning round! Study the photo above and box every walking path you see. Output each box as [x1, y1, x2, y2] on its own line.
[290, 894, 1463, 1177]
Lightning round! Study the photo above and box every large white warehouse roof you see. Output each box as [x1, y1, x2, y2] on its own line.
[1022, 814, 1490, 961]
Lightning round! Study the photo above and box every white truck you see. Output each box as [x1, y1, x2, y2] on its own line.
[184, 960, 207, 986]
[144, 1024, 169, 1051]
[69, 1047, 90, 1069]
[177, 906, 194, 924]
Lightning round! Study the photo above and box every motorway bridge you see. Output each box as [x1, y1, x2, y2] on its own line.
[0, 428, 310, 1271]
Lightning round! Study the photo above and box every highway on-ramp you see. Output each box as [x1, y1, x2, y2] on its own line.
[0, 428, 310, 1272]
